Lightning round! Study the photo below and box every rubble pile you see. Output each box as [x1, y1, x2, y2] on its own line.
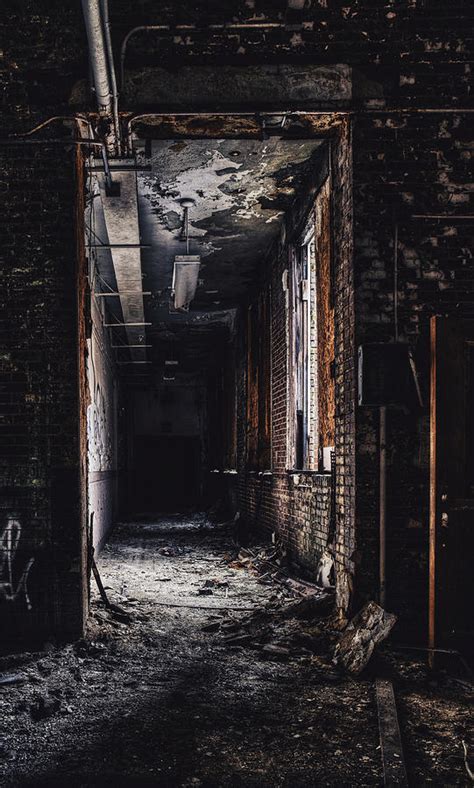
[203, 546, 397, 677]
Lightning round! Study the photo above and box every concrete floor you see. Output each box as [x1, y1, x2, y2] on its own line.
[0, 516, 471, 786]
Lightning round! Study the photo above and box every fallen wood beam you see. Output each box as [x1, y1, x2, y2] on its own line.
[91, 557, 131, 621]
[376, 678, 409, 787]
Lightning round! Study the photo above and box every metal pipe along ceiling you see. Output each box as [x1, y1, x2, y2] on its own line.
[81, 0, 112, 115]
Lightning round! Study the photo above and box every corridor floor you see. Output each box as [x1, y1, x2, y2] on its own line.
[1, 516, 471, 786]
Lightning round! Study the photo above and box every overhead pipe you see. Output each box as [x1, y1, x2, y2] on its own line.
[379, 406, 387, 608]
[0, 135, 113, 192]
[7, 114, 115, 192]
[100, 0, 121, 151]
[81, 0, 112, 115]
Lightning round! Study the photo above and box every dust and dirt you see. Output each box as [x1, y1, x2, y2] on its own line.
[0, 515, 471, 786]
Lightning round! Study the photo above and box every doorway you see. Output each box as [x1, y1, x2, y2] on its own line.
[430, 316, 474, 649]
[132, 435, 202, 513]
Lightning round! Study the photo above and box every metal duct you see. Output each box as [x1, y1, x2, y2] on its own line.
[97, 165, 147, 361]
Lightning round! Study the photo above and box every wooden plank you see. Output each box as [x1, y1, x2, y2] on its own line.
[376, 678, 409, 787]
[429, 316, 437, 660]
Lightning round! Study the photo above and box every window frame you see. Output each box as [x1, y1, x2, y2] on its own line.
[289, 217, 318, 471]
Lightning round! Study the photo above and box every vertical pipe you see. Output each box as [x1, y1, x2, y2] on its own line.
[81, 0, 112, 114]
[379, 406, 387, 608]
[100, 0, 121, 152]
[428, 317, 437, 667]
[100, 145, 113, 192]
[393, 220, 399, 342]
[184, 206, 190, 254]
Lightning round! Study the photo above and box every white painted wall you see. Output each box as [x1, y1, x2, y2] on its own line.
[87, 293, 118, 553]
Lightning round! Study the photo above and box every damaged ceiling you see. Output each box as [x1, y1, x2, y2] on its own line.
[91, 134, 326, 373]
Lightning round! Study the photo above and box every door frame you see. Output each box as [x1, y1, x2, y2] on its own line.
[429, 315, 474, 653]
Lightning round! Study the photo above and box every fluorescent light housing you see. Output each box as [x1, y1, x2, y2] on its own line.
[171, 255, 201, 312]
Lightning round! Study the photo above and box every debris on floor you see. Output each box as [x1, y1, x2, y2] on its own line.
[0, 515, 470, 786]
[334, 601, 397, 675]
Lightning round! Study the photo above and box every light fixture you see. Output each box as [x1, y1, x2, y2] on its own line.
[170, 198, 200, 313]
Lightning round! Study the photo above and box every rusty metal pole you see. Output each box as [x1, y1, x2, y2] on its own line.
[379, 406, 387, 608]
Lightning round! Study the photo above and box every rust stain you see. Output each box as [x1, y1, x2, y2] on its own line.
[126, 112, 345, 140]
[315, 178, 335, 450]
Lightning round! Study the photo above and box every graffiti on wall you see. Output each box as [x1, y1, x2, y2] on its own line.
[88, 382, 112, 470]
[0, 517, 35, 610]
[87, 332, 113, 472]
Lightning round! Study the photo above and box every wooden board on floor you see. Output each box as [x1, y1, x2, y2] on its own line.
[375, 678, 408, 787]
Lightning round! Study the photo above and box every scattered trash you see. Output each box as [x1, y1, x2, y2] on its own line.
[334, 601, 397, 675]
[315, 548, 335, 589]
[226, 543, 330, 599]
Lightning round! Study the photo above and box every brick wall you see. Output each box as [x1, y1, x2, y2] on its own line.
[238, 472, 332, 575]
[0, 143, 86, 644]
[353, 112, 474, 637]
[237, 123, 353, 590]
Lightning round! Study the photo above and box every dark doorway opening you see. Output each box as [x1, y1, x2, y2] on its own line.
[132, 435, 202, 513]
[430, 317, 474, 651]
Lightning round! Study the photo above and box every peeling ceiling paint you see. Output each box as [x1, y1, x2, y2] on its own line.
[93, 135, 326, 373]
[137, 136, 324, 308]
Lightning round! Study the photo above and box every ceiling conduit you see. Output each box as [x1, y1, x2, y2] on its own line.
[82, 2, 146, 362]
[82, 0, 113, 114]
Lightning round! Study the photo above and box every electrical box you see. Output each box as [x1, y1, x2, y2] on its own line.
[358, 343, 421, 407]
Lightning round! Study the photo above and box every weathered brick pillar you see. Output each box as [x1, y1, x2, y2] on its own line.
[0, 143, 87, 645]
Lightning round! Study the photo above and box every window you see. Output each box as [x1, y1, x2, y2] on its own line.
[292, 225, 315, 469]
[289, 178, 335, 471]
[246, 288, 271, 470]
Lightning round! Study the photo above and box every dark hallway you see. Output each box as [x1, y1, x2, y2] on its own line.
[1, 0, 474, 784]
